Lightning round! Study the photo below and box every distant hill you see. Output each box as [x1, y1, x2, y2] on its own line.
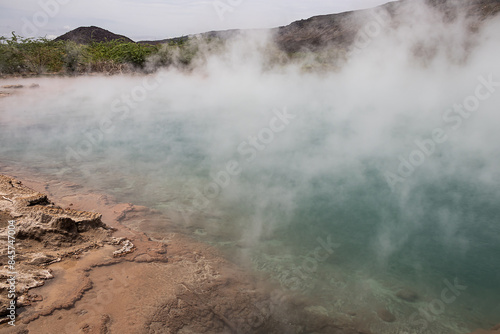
[272, 0, 500, 52]
[136, 0, 500, 52]
[55, 0, 500, 51]
[138, 36, 189, 46]
[54, 26, 134, 44]
[137, 29, 240, 45]
[272, 10, 361, 53]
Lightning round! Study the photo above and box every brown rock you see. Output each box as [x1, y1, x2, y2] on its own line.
[377, 308, 396, 322]
[1, 85, 24, 89]
[0, 174, 111, 319]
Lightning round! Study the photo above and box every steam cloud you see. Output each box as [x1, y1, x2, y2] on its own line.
[1, 0, 500, 329]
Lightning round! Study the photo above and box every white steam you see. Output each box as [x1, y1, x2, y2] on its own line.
[1, 2, 500, 326]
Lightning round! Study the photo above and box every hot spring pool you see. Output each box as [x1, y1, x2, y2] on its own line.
[1, 29, 500, 333]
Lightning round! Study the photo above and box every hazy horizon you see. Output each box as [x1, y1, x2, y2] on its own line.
[0, 0, 394, 41]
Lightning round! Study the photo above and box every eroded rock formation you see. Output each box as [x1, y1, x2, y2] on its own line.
[0, 174, 112, 322]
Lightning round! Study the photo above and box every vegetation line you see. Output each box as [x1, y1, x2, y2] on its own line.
[0, 33, 193, 76]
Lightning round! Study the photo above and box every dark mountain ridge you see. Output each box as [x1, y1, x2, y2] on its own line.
[54, 26, 134, 44]
[272, 0, 500, 52]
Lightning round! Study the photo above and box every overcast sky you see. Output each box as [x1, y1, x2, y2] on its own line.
[0, 0, 393, 41]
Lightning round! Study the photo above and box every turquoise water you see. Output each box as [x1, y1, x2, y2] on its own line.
[1, 38, 500, 332]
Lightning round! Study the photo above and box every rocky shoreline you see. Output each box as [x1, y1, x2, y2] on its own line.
[0, 173, 497, 334]
[0, 174, 111, 322]
[0, 172, 385, 334]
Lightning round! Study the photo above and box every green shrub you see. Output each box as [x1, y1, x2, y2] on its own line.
[0, 33, 65, 74]
[0, 32, 218, 75]
[84, 40, 159, 69]
[0, 34, 163, 74]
